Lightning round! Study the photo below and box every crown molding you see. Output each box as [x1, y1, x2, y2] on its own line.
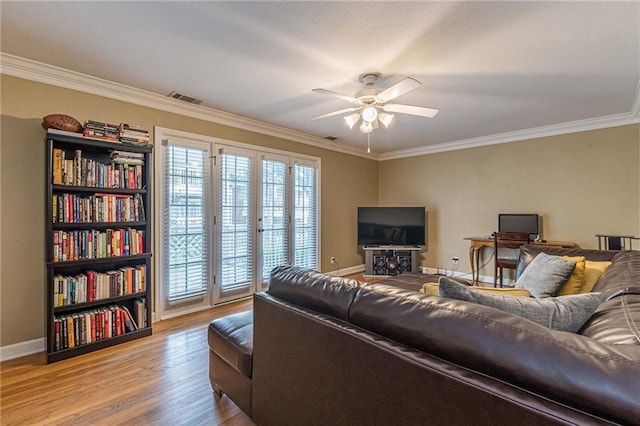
[2, 53, 637, 163]
[379, 111, 640, 161]
[0, 53, 378, 160]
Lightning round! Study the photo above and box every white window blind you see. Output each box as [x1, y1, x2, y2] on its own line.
[261, 157, 288, 281]
[219, 150, 254, 291]
[293, 161, 318, 270]
[164, 144, 208, 301]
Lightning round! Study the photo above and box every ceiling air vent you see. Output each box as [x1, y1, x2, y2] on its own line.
[167, 91, 203, 105]
[324, 136, 341, 141]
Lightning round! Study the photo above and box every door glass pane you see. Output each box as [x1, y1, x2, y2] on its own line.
[219, 152, 253, 291]
[293, 163, 317, 270]
[164, 145, 207, 300]
[261, 158, 288, 281]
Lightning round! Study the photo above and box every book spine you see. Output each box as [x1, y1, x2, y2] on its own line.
[52, 148, 63, 185]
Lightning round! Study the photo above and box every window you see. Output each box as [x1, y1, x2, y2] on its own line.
[163, 143, 209, 302]
[260, 155, 289, 283]
[156, 127, 320, 316]
[217, 149, 254, 299]
[293, 161, 319, 270]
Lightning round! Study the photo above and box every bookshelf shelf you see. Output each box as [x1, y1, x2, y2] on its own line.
[54, 292, 148, 314]
[52, 185, 147, 195]
[45, 130, 153, 363]
[46, 328, 152, 364]
[46, 253, 152, 268]
[53, 221, 147, 230]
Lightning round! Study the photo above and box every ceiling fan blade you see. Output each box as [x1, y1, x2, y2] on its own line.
[311, 107, 361, 120]
[383, 103, 439, 118]
[312, 88, 360, 104]
[376, 77, 422, 103]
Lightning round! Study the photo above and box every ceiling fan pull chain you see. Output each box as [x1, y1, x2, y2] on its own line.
[367, 133, 371, 153]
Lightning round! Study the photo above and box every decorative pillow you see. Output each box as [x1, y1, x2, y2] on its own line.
[420, 282, 440, 296]
[515, 252, 576, 297]
[580, 261, 612, 293]
[421, 282, 530, 297]
[439, 277, 602, 333]
[556, 256, 586, 296]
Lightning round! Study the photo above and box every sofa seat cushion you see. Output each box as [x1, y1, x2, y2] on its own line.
[208, 310, 254, 377]
[439, 277, 602, 333]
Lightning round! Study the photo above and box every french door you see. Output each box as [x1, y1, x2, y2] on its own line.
[156, 128, 319, 318]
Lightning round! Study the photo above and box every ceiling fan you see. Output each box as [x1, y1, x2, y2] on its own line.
[311, 73, 439, 134]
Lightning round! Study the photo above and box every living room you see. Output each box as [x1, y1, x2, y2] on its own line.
[1, 2, 639, 425]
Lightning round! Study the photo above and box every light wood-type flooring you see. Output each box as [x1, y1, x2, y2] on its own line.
[0, 299, 255, 426]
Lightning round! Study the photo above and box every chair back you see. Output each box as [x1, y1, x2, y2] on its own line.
[493, 232, 531, 251]
[493, 232, 531, 287]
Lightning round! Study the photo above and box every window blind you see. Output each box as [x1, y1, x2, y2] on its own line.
[261, 157, 288, 281]
[219, 150, 254, 290]
[164, 144, 208, 301]
[293, 161, 318, 270]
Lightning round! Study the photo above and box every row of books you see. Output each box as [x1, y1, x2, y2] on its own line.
[111, 150, 145, 165]
[83, 120, 119, 141]
[82, 121, 149, 146]
[53, 301, 146, 351]
[52, 148, 144, 189]
[53, 265, 146, 307]
[52, 228, 144, 262]
[52, 193, 145, 224]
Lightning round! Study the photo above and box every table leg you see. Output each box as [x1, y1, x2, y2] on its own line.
[468, 245, 477, 285]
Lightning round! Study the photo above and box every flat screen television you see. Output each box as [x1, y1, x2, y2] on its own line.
[498, 213, 540, 238]
[358, 207, 426, 246]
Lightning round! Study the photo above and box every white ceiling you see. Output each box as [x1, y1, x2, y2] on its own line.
[1, 1, 639, 157]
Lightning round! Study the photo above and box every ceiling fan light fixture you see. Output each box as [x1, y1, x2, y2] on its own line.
[344, 113, 361, 129]
[378, 112, 394, 128]
[361, 106, 378, 123]
[360, 120, 374, 134]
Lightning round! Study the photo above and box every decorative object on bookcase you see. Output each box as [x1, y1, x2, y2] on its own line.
[45, 129, 153, 363]
[42, 114, 83, 133]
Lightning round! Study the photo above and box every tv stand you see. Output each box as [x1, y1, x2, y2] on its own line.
[363, 246, 421, 276]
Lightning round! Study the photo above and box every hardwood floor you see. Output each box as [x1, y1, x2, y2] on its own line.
[0, 299, 255, 426]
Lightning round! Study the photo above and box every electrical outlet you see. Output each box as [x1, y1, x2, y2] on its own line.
[451, 256, 459, 265]
[330, 256, 336, 264]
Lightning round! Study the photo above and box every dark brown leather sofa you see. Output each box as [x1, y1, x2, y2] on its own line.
[251, 246, 640, 425]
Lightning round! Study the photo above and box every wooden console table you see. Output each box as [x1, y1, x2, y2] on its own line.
[464, 237, 576, 284]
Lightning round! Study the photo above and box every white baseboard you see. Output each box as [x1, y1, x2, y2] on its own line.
[420, 266, 505, 285]
[326, 263, 365, 277]
[0, 337, 45, 362]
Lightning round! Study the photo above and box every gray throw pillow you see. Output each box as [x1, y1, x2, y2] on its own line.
[439, 277, 602, 333]
[514, 252, 575, 297]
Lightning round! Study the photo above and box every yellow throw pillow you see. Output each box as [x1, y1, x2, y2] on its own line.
[556, 256, 586, 296]
[420, 283, 440, 296]
[420, 282, 531, 297]
[472, 287, 531, 297]
[580, 261, 612, 293]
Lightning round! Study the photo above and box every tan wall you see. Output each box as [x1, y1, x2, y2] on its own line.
[0, 74, 379, 346]
[378, 125, 640, 278]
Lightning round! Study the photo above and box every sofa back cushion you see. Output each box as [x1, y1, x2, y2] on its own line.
[267, 265, 363, 320]
[580, 251, 640, 345]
